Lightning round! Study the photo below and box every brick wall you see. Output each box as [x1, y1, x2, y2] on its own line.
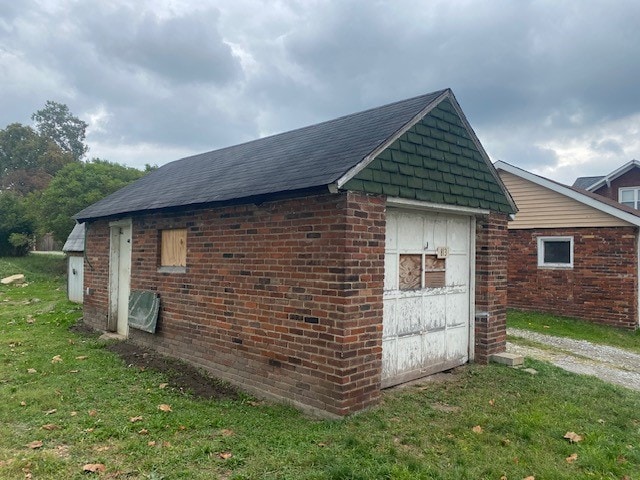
[83, 191, 385, 417]
[593, 167, 640, 202]
[507, 227, 638, 329]
[474, 213, 509, 363]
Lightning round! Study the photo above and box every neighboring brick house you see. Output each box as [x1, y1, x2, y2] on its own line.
[496, 161, 640, 330]
[75, 89, 516, 417]
[573, 159, 640, 208]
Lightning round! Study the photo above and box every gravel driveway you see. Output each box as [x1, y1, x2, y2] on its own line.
[507, 328, 640, 392]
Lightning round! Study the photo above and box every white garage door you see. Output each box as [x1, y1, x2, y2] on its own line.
[382, 208, 473, 388]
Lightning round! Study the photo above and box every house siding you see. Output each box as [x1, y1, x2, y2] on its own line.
[592, 166, 640, 202]
[499, 171, 631, 228]
[507, 227, 639, 329]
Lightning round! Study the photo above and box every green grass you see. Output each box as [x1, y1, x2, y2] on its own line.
[1, 255, 640, 479]
[508, 309, 640, 353]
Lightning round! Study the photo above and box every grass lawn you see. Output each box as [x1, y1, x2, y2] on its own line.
[1, 255, 640, 479]
[508, 309, 640, 354]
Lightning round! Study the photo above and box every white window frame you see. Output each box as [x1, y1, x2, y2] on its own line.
[618, 187, 640, 209]
[537, 236, 573, 268]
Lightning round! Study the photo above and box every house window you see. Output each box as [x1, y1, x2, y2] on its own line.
[619, 187, 640, 209]
[537, 236, 573, 268]
[160, 229, 187, 268]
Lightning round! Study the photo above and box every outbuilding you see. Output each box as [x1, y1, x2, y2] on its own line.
[62, 222, 85, 304]
[75, 89, 515, 417]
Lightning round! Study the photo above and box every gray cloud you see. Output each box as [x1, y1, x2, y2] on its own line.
[1, 0, 640, 181]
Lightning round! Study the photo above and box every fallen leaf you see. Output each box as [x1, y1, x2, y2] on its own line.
[75, 356, 88, 360]
[69, 370, 79, 373]
[88, 409, 97, 416]
[94, 446, 110, 452]
[70, 411, 77, 417]
[82, 463, 106, 473]
[20, 401, 26, 407]
[159, 383, 168, 389]
[85, 428, 94, 433]
[41, 424, 59, 431]
[563, 431, 583, 443]
[543, 325, 550, 329]
[51, 355, 63, 364]
[489, 399, 495, 406]
[218, 452, 233, 460]
[220, 429, 234, 437]
[26, 316, 35, 324]
[157, 404, 172, 412]
[501, 438, 511, 446]
[500, 476, 507, 480]
[27, 368, 37, 374]
[138, 429, 149, 435]
[162, 441, 171, 447]
[148, 441, 156, 446]
[565, 453, 578, 463]
[44, 409, 57, 415]
[129, 416, 143, 423]
[597, 418, 605, 424]
[177, 425, 186, 431]
[26, 440, 43, 449]
[472, 425, 483, 434]
[247, 401, 262, 407]
[523, 477, 535, 480]
[317, 442, 327, 447]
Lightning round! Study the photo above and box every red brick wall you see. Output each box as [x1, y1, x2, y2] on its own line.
[475, 213, 509, 363]
[507, 227, 638, 329]
[593, 167, 640, 202]
[83, 191, 385, 417]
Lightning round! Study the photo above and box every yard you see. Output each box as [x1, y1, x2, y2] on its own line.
[1, 255, 639, 479]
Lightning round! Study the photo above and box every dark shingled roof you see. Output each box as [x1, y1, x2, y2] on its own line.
[572, 175, 603, 189]
[75, 89, 455, 222]
[62, 223, 85, 253]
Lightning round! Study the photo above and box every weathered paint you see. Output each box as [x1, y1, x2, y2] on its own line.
[382, 208, 472, 387]
[67, 255, 84, 303]
[108, 219, 132, 337]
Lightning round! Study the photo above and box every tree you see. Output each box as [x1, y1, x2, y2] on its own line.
[0, 192, 34, 256]
[36, 159, 146, 242]
[0, 122, 74, 195]
[32, 101, 88, 161]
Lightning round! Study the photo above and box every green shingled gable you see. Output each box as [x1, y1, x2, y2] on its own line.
[343, 99, 514, 214]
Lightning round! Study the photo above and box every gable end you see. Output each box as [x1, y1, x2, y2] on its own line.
[342, 99, 514, 213]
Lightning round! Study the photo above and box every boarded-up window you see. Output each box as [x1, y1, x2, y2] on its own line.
[399, 254, 422, 290]
[161, 229, 187, 267]
[399, 254, 446, 290]
[424, 255, 446, 288]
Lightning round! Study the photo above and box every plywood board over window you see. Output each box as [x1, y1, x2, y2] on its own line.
[161, 229, 187, 267]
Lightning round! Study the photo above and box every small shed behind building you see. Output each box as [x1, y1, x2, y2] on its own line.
[62, 223, 85, 303]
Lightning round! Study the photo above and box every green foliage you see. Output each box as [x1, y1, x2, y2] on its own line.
[8, 233, 32, 257]
[0, 192, 34, 256]
[32, 100, 88, 161]
[36, 159, 146, 242]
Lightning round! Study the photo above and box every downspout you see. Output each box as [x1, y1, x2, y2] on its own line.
[83, 222, 94, 272]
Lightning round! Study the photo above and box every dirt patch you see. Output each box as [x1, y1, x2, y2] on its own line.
[70, 320, 240, 401]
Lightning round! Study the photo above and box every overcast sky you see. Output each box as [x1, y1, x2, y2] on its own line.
[1, 0, 639, 185]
